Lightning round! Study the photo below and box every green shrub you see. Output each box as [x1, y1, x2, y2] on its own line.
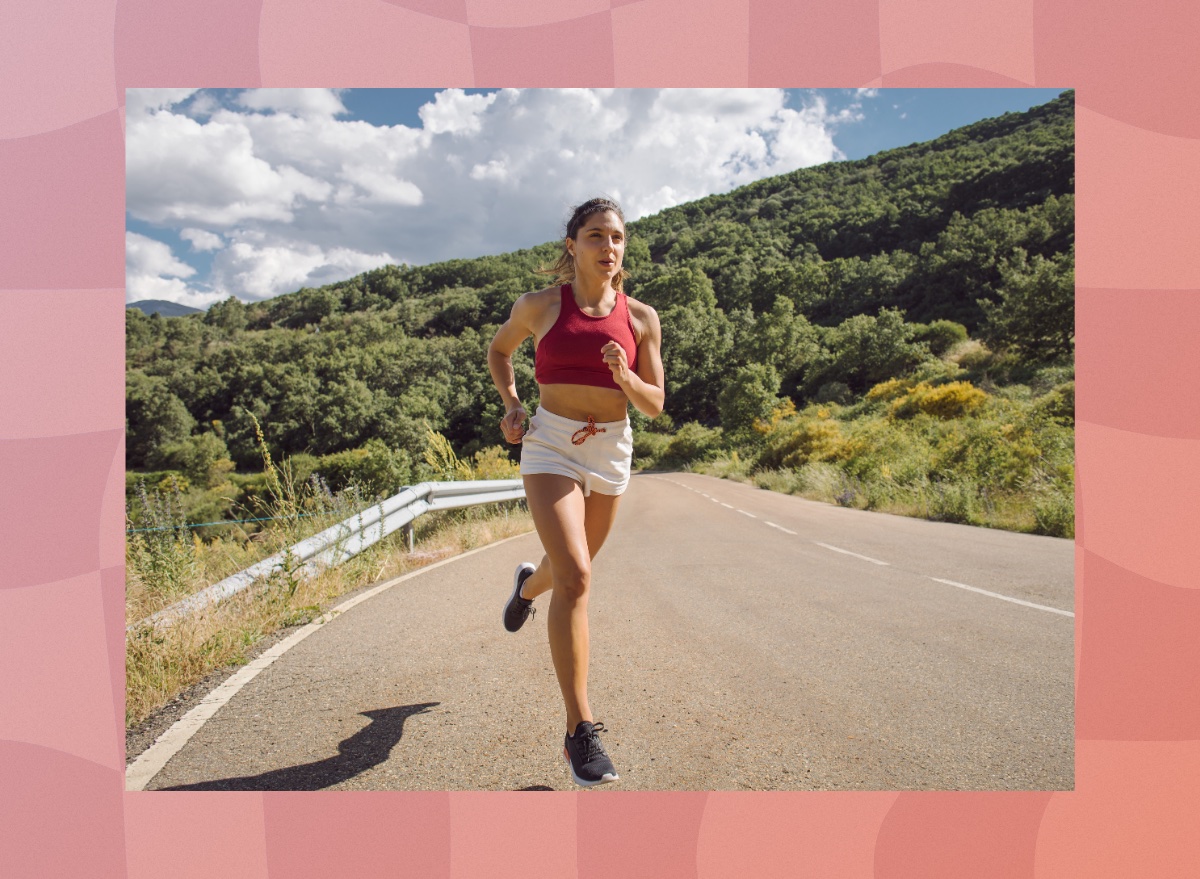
[814, 381, 852, 404]
[913, 320, 969, 356]
[839, 417, 934, 487]
[909, 358, 964, 384]
[758, 411, 850, 469]
[126, 480, 197, 597]
[315, 439, 414, 497]
[793, 462, 853, 504]
[285, 453, 319, 487]
[1034, 381, 1074, 424]
[952, 340, 995, 371]
[752, 468, 803, 494]
[661, 422, 724, 468]
[630, 410, 674, 434]
[151, 432, 236, 489]
[926, 478, 980, 525]
[696, 451, 752, 481]
[1030, 366, 1075, 393]
[468, 445, 521, 480]
[1033, 487, 1075, 538]
[632, 430, 671, 468]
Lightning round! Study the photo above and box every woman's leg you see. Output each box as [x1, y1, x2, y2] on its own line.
[522, 474, 622, 731]
[520, 489, 621, 601]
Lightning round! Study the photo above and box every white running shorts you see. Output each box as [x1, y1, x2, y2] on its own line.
[519, 407, 634, 497]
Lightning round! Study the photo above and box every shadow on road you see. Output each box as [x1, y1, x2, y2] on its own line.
[161, 703, 439, 791]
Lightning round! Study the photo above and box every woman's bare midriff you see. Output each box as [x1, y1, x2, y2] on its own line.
[538, 382, 629, 422]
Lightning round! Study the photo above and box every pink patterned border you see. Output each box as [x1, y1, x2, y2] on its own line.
[3, 0, 1198, 875]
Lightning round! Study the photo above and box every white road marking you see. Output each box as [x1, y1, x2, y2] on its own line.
[929, 578, 1074, 617]
[814, 542, 889, 566]
[125, 530, 535, 791]
[653, 475, 1071, 618]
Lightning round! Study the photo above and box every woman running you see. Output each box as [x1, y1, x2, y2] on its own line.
[487, 197, 665, 787]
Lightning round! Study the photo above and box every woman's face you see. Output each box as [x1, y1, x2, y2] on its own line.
[567, 210, 625, 282]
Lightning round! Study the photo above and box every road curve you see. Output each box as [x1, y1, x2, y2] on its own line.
[136, 472, 1074, 791]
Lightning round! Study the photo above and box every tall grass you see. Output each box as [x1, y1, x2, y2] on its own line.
[126, 424, 528, 728]
[126, 503, 533, 727]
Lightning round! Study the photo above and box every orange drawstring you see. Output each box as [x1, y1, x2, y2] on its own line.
[571, 416, 607, 445]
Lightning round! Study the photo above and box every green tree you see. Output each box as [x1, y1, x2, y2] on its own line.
[660, 300, 733, 424]
[744, 297, 822, 380]
[718, 363, 781, 441]
[978, 248, 1074, 361]
[204, 296, 248, 334]
[126, 307, 161, 358]
[810, 308, 930, 395]
[633, 265, 717, 312]
[152, 432, 235, 488]
[126, 370, 197, 468]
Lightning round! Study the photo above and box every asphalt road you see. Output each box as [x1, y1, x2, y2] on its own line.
[141, 472, 1074, 791]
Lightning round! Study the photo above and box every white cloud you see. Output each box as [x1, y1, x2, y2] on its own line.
[126, 107, 332, 226]
[235, 88, 348, 118]
[181, 228, 223, 251]
[208, 236, 395, 302]
[470, 159, 509, 182]
[126, 88, 860, 303]
[418, 88, 498, 134]
[184, 91, 221, 119]
[126, 89, 199, 115]
[125, 231, 195, 303]
[338, 165, 423, 205]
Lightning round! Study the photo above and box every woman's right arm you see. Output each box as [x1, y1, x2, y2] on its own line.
[488, 293, 536, 444]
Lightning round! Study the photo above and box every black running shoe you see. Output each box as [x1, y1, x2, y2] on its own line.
[563, 721, 619, 787]
[503, 562, 537, 632]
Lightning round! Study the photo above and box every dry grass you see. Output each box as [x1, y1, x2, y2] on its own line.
[125, 503, 534, 727]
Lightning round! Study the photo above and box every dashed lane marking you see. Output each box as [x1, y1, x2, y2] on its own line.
[929, 578, 1074, 617]
[657, 477, 1080, 614]
[814, 542, 889, 566]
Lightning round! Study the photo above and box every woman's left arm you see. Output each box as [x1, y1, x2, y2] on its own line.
[602, 300, 665, 419]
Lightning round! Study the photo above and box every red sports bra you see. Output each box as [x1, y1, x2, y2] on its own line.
[535, 284, 639, 391]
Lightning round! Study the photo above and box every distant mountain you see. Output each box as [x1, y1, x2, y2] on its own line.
[127, 299, 203, 317]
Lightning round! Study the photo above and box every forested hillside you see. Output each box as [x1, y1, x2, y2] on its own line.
[127, 90, 1074, 535]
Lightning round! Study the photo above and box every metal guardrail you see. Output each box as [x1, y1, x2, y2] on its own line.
[129, 479, 526, 633]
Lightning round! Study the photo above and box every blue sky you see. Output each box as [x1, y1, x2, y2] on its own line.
[337, 87, 1066, 161]
[125, 88, 1067, 308]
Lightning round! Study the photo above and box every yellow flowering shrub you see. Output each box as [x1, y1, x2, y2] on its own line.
[866, 377, 915, 402]
[890, 381, 987, 419]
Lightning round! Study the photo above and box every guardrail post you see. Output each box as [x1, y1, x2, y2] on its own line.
[401, 523, 414, 552]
